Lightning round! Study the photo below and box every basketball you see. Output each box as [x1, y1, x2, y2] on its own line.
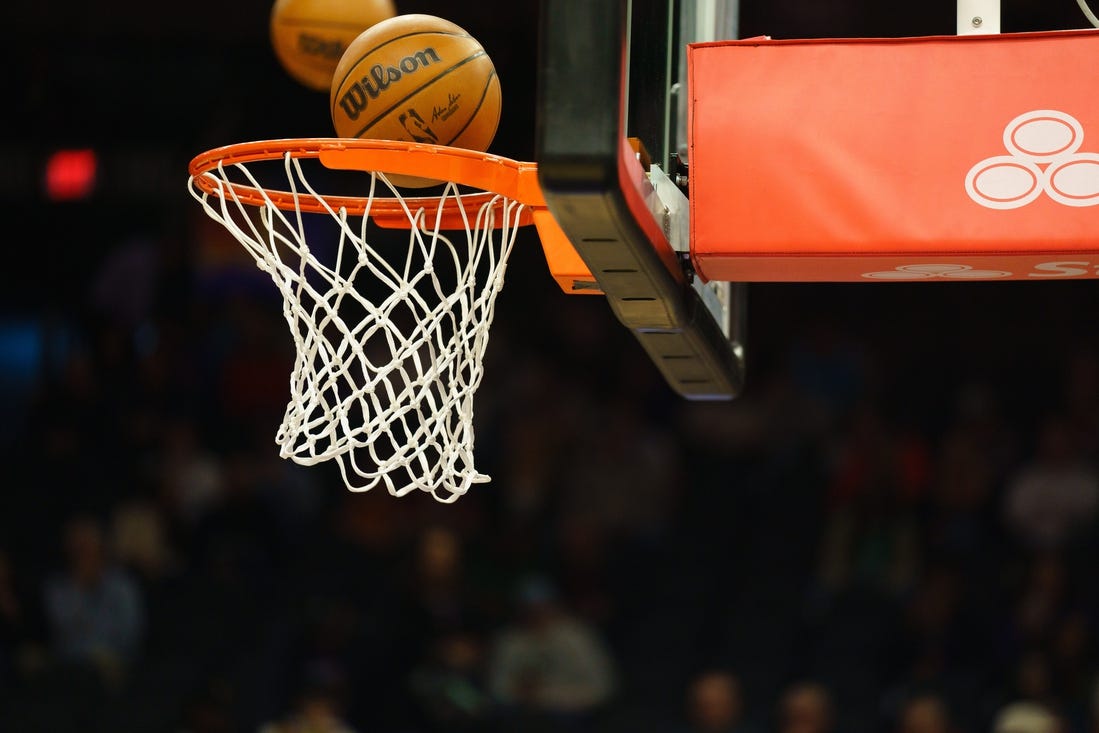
[270, 0, 397, 91]
[329, 14, 502, 186]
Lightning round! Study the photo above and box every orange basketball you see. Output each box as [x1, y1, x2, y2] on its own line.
[270, 0, 397, 92]
[330, 13, 502, 185]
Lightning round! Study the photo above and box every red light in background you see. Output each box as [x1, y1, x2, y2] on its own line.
[45, 149, 98, 201]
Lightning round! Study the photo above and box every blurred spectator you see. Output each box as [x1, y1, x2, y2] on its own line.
[1062, 350, 1099, 463]
[402, 525, 479, 642]
[90, 233, 160, 330]
[949, 381, 1018, 477]
[180, 676, 237, 733]
[1013, 554, 1071, 653]
[1090, 680, 1099, 733]
[0, 549, 17, 683]
[556, 393, 684, 546]
[489, 359, 578, 526]
[992, 701, 1061, 733]
[27, 516, 148, 732]
[42, 515, 146, 686]
[786, 318, 871, 433]
[487, 575, 617, 731]
[259, 665, 357, 733]
[817, 405, 929, 597]
[552, 518, 614, 626]
[110, 498, 178, 583]
[214, 297, 295, 427]
[1002, 415, 1099, 552]
[926, 383, 1014, 568]
[896, 693, 954, 733]
[189, 449, 286, 600]
[779, 682, 835, 733]
[408, 629, 493, 732]
[676, 669, 755, 733]
[1010, 649, 1058, 717]
[888, 561, 1009, 731]
[158, 417, 224, 528]
[0, 548, 44, 685]
[999, 551, 1099, 729]
[1050, 609, 1096, 728]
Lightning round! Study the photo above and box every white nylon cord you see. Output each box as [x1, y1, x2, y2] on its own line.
[189, 160, 521, 502]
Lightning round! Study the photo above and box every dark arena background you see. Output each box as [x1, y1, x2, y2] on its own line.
[3, 2, 1099, 732]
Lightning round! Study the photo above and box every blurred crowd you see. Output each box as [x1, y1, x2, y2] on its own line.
[2, 206, 1099, 733]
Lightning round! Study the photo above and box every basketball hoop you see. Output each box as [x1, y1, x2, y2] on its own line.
[187, 139, 552, 502]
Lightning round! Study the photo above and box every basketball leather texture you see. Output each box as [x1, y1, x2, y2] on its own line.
[270, 0, 397, 91]
[330, 14, 502, 155]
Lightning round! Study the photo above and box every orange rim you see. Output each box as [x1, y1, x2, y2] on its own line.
[188, 138, 599, 295]
[187, 138, 546, 224]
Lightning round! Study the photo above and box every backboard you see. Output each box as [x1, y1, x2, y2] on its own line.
[537, 0, 1099, 401]
[536, 0, 746, 401]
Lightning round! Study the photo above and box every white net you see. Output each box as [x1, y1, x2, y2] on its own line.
[188, 153, 522, 502]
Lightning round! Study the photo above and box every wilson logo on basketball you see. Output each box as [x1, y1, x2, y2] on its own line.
[337, 47, 442, 121]
[296, 33, 345, 61]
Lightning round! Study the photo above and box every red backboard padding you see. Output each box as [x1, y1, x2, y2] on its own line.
[688, 30, 1099, 282]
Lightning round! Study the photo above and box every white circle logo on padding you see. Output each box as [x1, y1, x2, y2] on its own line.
[1003, 110, 1083, 162]
[1044, 153, 1099, 207]
[965, 156, 1043, 210]
[967, 110, 1098, 209]
[862, 264, 1012, 280]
